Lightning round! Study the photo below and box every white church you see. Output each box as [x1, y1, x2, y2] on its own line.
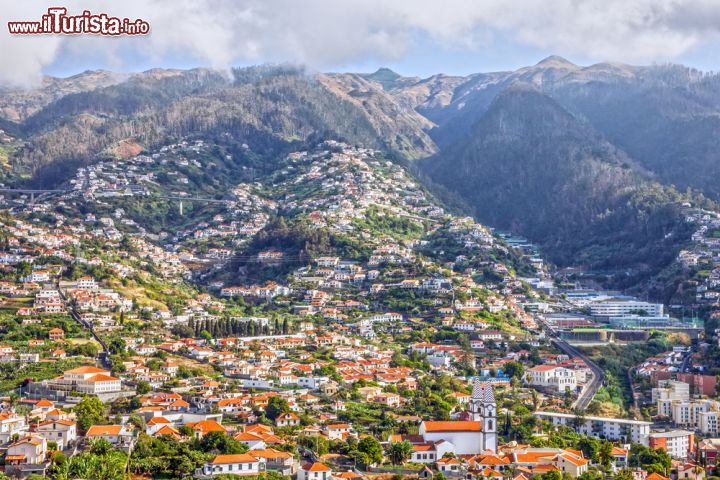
[419, 378, 497, 454]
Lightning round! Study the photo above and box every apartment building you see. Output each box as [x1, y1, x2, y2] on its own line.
[534, 412, 652, 445]
[649, 430, 694, 459]
[589, 300, 663, 317]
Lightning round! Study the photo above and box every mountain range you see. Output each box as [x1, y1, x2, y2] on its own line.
[2, 56, 719, 295]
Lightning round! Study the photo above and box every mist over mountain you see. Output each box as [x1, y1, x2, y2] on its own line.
[1, 56, 719, 293]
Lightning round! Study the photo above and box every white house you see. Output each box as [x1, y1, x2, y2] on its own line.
[202, 453, 265, 476]
[5, 435, 47, 471]
[85, 425, 135, 447]
[298, 462, 333, 480]
[35, 419, 77, 450]
[526, 365, 578, 393]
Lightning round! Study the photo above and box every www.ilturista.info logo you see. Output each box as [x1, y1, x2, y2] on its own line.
[8, 7, 150, 35]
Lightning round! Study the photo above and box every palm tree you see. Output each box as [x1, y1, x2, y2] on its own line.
[599, 440, 613, 468]
[388, 441, 413, 465]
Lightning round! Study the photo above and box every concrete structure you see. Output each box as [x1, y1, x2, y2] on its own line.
[677, 373, 718, 397]
[0, 412, 27, 443]
[589, 300, 663, 317]
[649, 430, 694, 459]
[50, 366, 121, 395]
[526, 365, 578, 393]
[665, 399, 720, 435]
[36, 419, 77, 450]
[700, 411, 719, 436]
[654, 381, 691, 417]
[533, 412, 652, 445]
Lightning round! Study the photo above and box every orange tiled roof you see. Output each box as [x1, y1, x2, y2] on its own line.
[86, 425, 124, 436]
[211, 454, 258, 465]
[304, 462, 331, 472]
[66, 366, 109, 374]
[423, 421, 482, 432]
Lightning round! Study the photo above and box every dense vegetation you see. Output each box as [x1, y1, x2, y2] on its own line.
[226, 217, 371, 283]
[5, 60, 720, 296]
[422, 86, 697, 291]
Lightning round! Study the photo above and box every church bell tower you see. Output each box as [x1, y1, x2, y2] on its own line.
[470, 378, 497, 452]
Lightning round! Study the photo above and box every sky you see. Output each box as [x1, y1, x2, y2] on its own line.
[3, 0, 720, 86]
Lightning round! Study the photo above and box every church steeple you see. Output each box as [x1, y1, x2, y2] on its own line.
[469, 378, 497, 452]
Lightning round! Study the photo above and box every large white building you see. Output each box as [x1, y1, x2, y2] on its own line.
[700, 411, 719, 436]
[534, 412, 652, 446]
[589, 300, 663, 317]
[654, 380, 691, 417]
[419, 379, 497, 454]
[526, 365, 578, 393]
[51, 366, 122, 395]
[666, 398, 720, 435]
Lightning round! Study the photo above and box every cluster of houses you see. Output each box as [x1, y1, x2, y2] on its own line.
[9, 139, 711, 480]
[676, 206, 720, 305]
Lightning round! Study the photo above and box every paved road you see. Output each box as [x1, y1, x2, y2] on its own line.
[57, 282, 111, 369]
[680, 348, 694, 373]
[551, 338, 605, 411]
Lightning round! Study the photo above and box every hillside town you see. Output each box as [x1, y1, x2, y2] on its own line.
[0, 140, 714, 480]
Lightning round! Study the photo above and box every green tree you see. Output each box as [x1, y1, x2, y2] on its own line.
[74, 395, 106, 432]
[615, 470, 635, 480]
[599, 440, 614, 468]
[298, 435, 330, 456]
[540, 471, 563, 480]
[388, 441, 413, 465]
[577, 437, 600, 462]
[265, 396, 290, 420]
[504, 361, 525, 380]
[66, 440, 128, 480]
[135, 380, 152, 395]
[198, 431, 248, 454]
[358, 436, 383, 466]
[578, 472, 603, 480]
[107, 337, 126, 355]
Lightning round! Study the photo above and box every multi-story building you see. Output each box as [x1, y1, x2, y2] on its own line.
[0, 412, 28, 443]
[589, 300, 663, 317]
[46, 366, 122, 395]
[654, 381, 690, 417]
[534, 412, 652, 445]
[525, 365, 578, 393]
[669, 399, 720, 434]
[700, 411, 719, 436]
[649, 430, 694, 459]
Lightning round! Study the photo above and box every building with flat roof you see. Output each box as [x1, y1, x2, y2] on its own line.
[649, 430, 694, 459]
[533, 411, 652, 445]
[589, 300, 663, 318]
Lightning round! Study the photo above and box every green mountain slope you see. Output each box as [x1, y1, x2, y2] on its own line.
[4, 66, 436, 187]
[420, 84, 696, 286]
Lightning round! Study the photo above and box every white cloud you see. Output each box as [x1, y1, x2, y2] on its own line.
[3, 0, 720, 86]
